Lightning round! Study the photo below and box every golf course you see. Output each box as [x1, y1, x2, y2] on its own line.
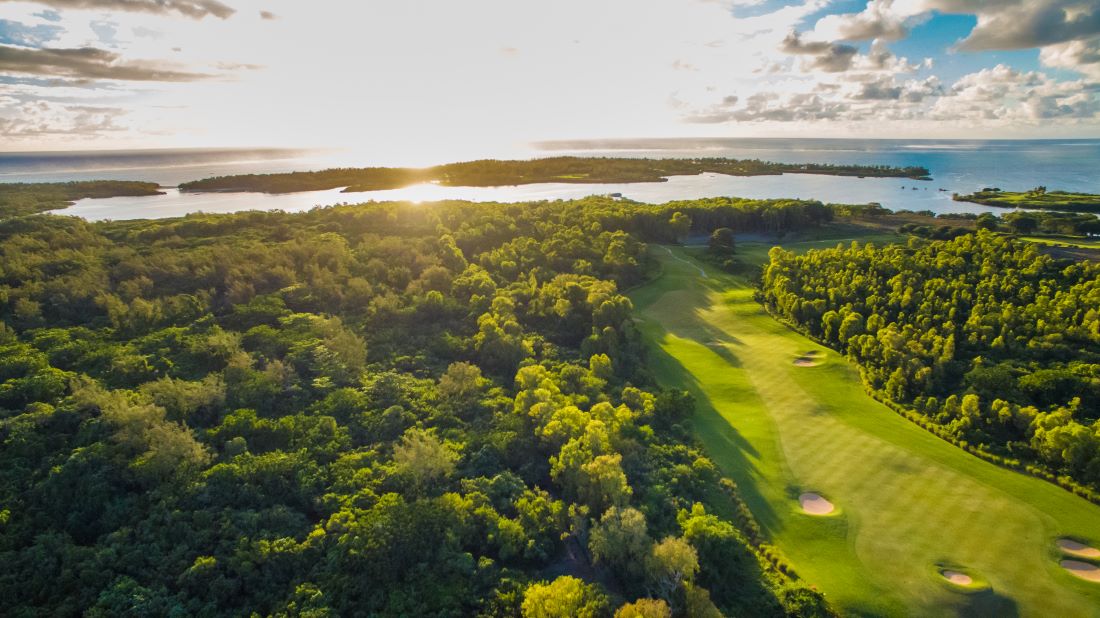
[629, 244, 1100, 617]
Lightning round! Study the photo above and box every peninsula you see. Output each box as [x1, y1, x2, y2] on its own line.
[954, 187, 1100, 214]
[177, 156, 932, 194]
[0, 181, 164, 218]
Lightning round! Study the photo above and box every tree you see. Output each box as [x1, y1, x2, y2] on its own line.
[707, 228, 735, 255]
[615, 598, 671, 618]
[646, 537, 699, 601]
[975, 213, 998, 231]
[669, 212, 692, 243]
[76, 380, 211, 483]
[777, 585, 834, 618]
[522, 576, 610, 618]
[1007, 214, 1038, 234]
[438, 361, 485, 402]
[589, 507, 652, 583]
[683, 584, 723, 618]
[678, 503, 762, 609]
[393, 427, 459, 492]
[579, 453, 633, 512]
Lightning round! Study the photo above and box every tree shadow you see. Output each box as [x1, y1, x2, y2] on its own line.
[956, 588, 1019, 618]
[642, 334, 779, 536]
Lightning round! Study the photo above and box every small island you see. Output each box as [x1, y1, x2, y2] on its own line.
[177, 156, 932, 194]
[954, 186, 1100, 214]
[0, 181, 164, 218]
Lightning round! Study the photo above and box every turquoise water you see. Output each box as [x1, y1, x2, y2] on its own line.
[3, 139, 1097, 221]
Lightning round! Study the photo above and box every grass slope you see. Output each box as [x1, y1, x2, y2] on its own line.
[629, 244, 1100, 617]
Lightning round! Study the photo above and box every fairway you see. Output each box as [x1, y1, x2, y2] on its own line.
[629, 245, 1100, 617]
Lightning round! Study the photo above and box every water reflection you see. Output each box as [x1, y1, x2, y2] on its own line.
[57, 173, 1019, 221]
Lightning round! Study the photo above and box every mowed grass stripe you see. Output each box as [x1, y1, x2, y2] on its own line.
[630, 245, 1100, 617]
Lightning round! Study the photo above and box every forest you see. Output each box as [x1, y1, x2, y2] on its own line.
[0, 196, 838, 617]
[761, 233, 1100, 491]
[177, 157, 931, 194]
[0, 181, 164, 218]
[954, 187, 1100, 214]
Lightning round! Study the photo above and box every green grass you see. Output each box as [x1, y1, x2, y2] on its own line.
[629, 245, 1100, 617]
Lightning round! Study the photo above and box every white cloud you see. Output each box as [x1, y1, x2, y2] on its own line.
[812, 0, 925, 41]
[0, 96, 128, 136]
[1040, 38, 1100, 78]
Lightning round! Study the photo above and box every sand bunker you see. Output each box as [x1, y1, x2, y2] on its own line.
[793, 351, 824, 367]
[941, 570, 973, 586]
[1060, 560, 1100, 583]
[1057, 539, 1100, 559]
[799, 492, 835, 515]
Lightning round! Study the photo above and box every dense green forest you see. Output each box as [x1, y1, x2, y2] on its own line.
[761, 233, 1100, 491]
[0, 196, 838, 617]
[0, 181, 164, 218]
[177, 157, 931, 194]
[955, 187, 1100, 214]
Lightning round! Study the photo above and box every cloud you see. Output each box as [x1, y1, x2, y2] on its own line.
[214, 60, 263, 71]
[802, 0, 1100, 82]
[937, 0, 1100, 51]
[0, 97, 127, 136]
[779, 31, 858, 72]
[132, 25, 163, 39]
[852, 78, 903, 100]
[0, 18, 64, 47]
[687, 91, 852, 123]
[778, 33, 922, 74]
[0, 74, 136, 100]
[683, 58, 1097, 128]
[1040, 38, 1100, 78]
[850, 74, 941, 101]
[0, 44, 212, 81]
[930, 63, 1100, 121]
[0, 0, 235, 20]
[807, 1, 1100, 61]
[947, 64, 1044, 102]
[812, 0, 916, 41]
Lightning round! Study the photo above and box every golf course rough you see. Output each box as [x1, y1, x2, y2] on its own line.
[629, 245, 1100, 617]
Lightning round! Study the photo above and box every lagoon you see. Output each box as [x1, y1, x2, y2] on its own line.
[6, 138, 1098, 220]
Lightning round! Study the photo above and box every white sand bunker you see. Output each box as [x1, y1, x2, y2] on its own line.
[942, 570, 973, 586]
[1060, 560, 1100, 583]
[1057, 539, 1100, 559]
[799, 492, 835, 515]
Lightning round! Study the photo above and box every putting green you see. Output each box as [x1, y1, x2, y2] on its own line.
[629, 245, 1100, 617]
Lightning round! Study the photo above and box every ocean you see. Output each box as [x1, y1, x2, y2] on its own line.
[2, 139, 1098, 221]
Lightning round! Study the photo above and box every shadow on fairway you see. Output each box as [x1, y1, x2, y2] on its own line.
[643, 337, 779, 534]
[958, 589, 1019, 618]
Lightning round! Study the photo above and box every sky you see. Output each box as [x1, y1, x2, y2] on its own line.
[2, 0, 1100, 159]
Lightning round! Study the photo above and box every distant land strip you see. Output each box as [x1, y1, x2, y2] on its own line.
[954, 187, 1100, 214]
[0, 181, 164, 218]
[176, 156, 933, 194]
